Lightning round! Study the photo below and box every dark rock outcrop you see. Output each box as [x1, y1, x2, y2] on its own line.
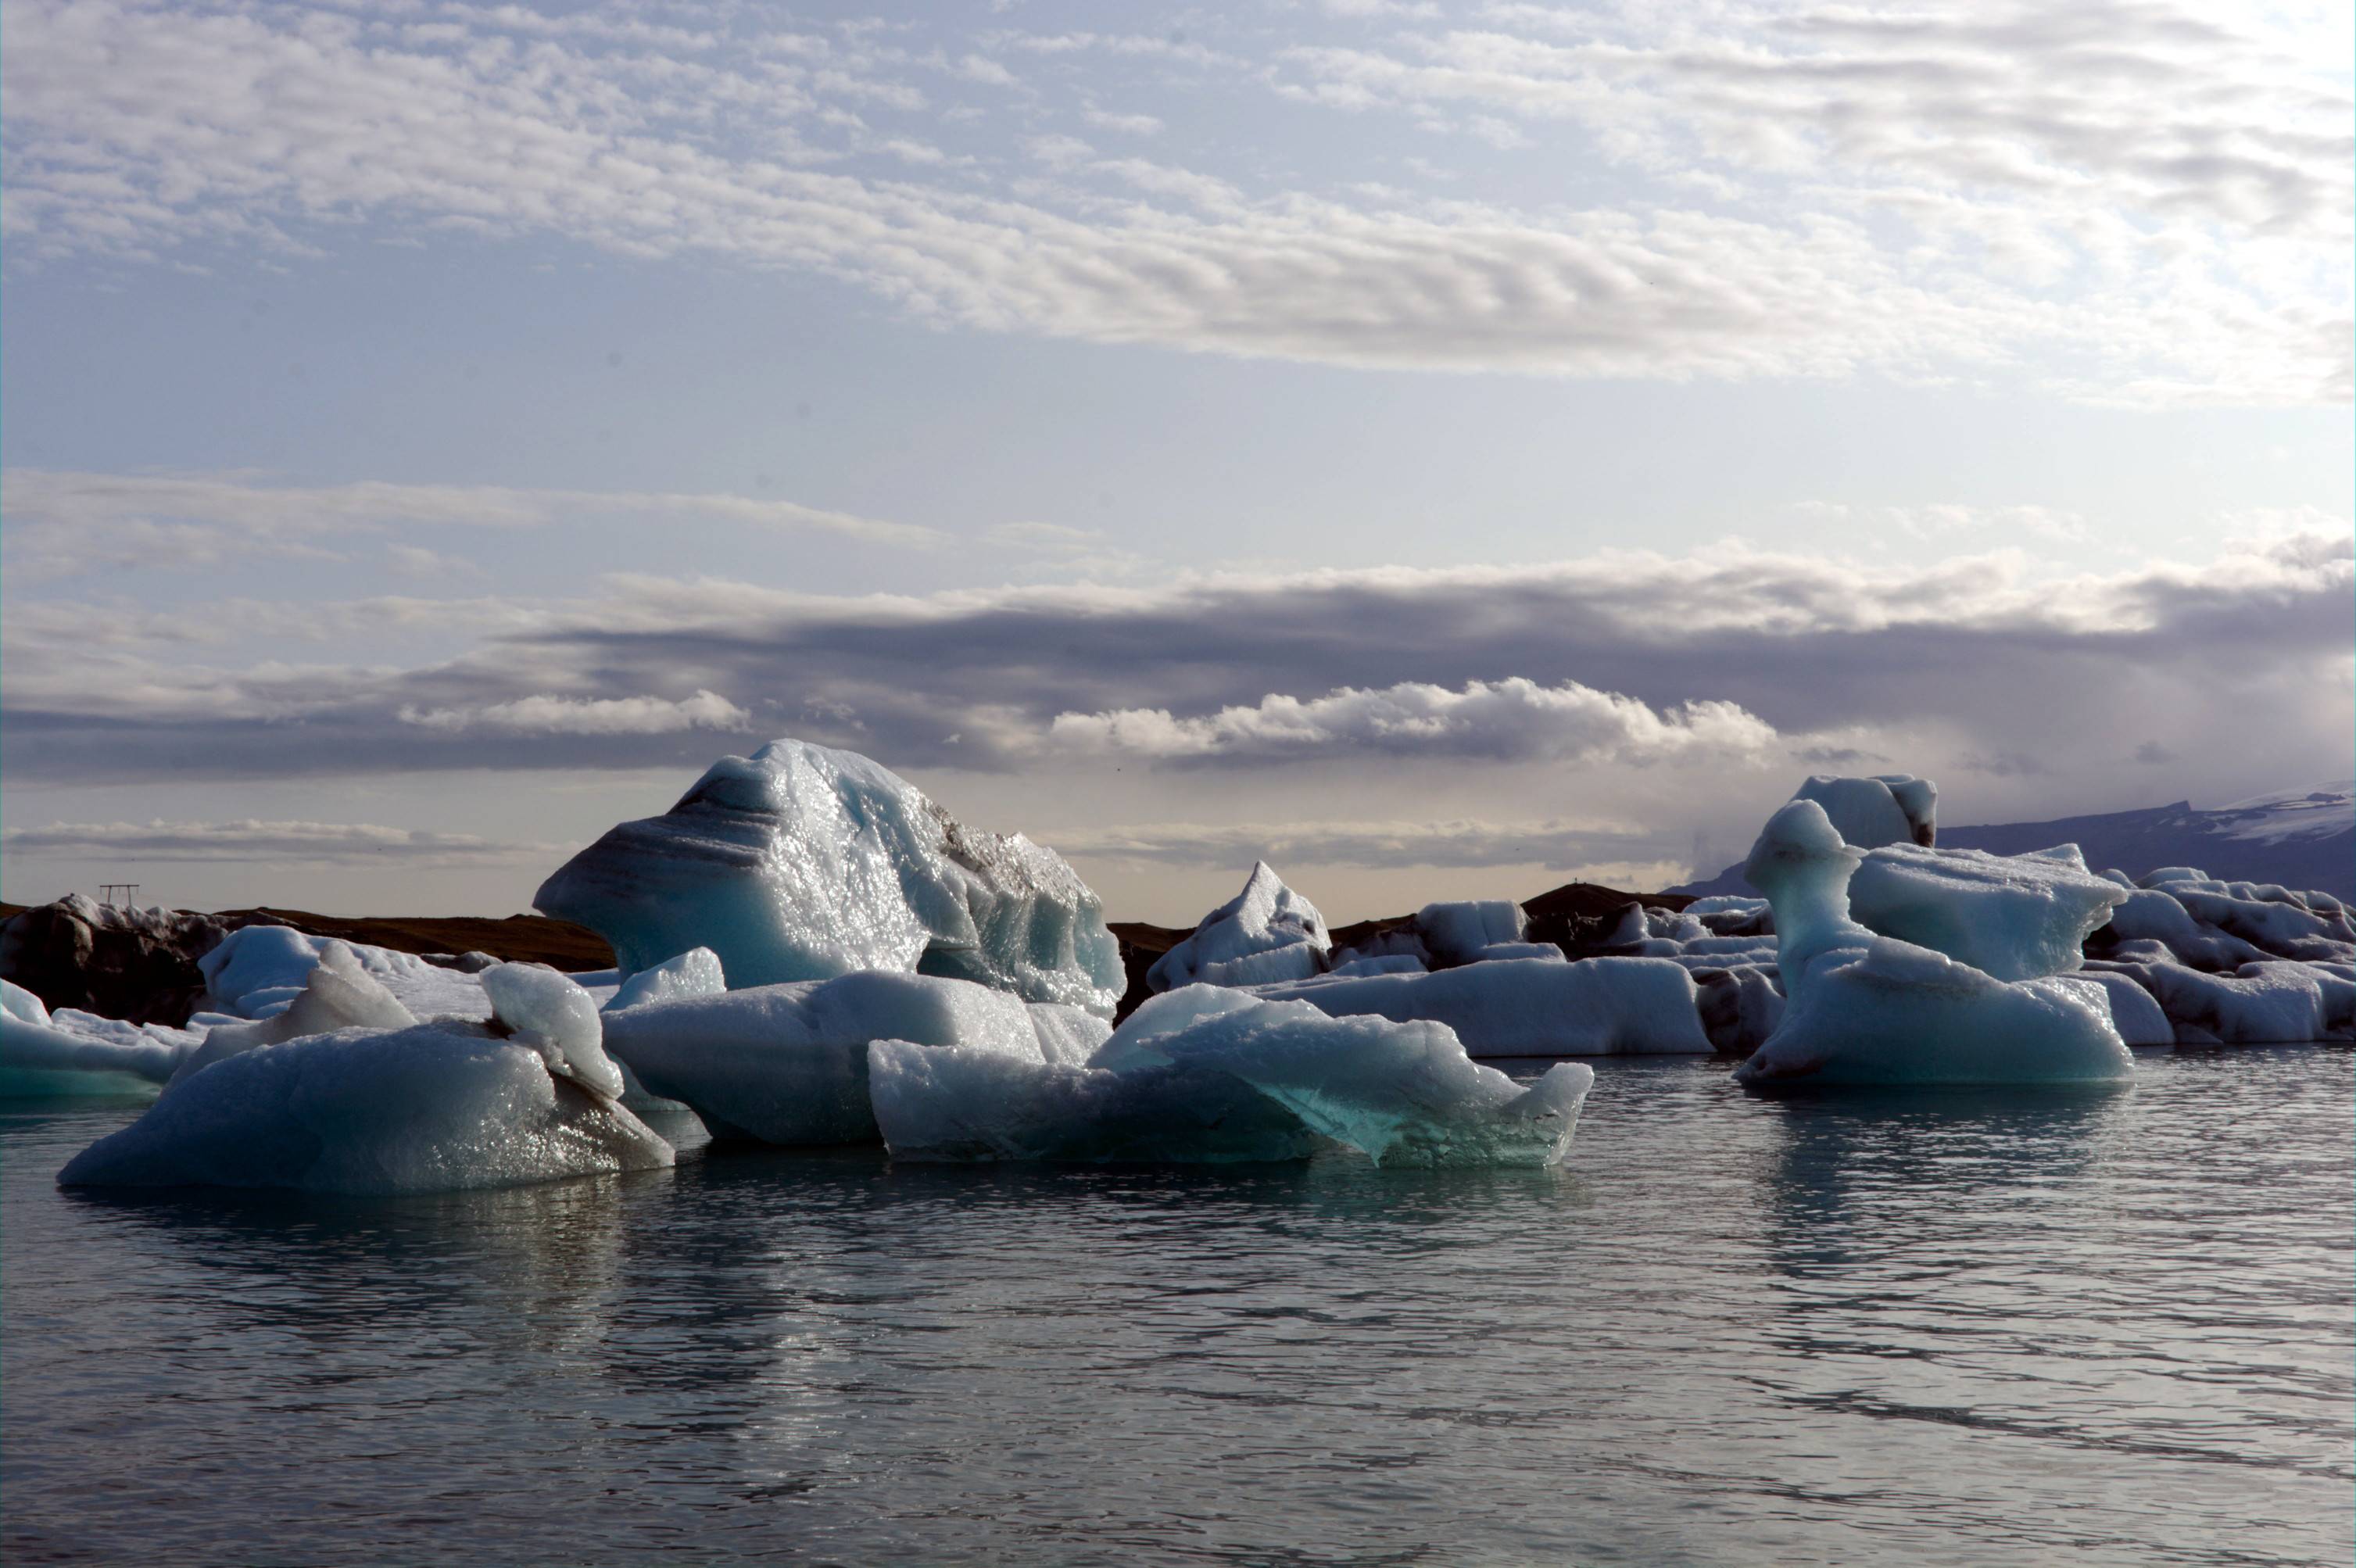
[0, 896, 275, 1026]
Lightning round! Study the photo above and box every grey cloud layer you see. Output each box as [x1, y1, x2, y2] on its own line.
[2, 0, 2343, 403]
[0, 818, 560, 865]
[6, 528, 2347, 789]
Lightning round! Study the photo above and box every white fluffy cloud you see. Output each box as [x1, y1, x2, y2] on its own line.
[1049, 678, 1781, 764]
[399, 689, 750, 735]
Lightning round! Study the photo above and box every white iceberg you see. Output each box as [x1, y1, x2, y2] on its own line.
[58, 966, 670, 1195]
[1733, 800, 2132, 1087]
[0, 1011, 186, 1097]
[1794, 773, 1938, 850]
[869, 986, 1595, 1167]
[1846, 843, 2127, 982]
[1414, 900, 1526, 965]
[198, 924, 491, 1022]
[1249, 957, 1712, 1056]
[169, 940, 419, 1086]
[604, 947, 725, 1011]
[1146, 861, 1331, 991]
[600, 970, 1108, 1146]
[536, 739, 1125, 1015]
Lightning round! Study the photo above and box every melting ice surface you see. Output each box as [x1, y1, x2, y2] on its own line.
[535, 739, 1126, 1014]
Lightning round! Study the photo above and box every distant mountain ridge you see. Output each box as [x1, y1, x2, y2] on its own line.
[1677, 784, 2356, 902]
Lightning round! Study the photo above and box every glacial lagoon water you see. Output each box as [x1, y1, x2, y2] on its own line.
[4, 1048, 2349, 1566]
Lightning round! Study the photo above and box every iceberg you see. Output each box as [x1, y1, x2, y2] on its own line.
[168, 940, 419, 1085]
[536, 739, 1125, 1015]
[1795, 773, 1938, 850]
[198, 924, 490, 1022]
[62, 960, 664, 1191]
[868, 986, 1595, 1167]
[1146, 861, 1330, 991]
[0, 1010, 186, 1097]
[603, 947, 725, 1011]
[1846, 843, 2126, 982]
[1733, 800, 2132, 1087]
[600, 970, 1107, 1146]
[1414, 900, 1526, 965]
[1249, 956, 1713, 1056]
[58, 966, 671, 1194]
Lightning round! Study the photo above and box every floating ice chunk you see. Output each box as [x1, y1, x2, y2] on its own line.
[1735, 800, 2130, 1087]
[3, 979, 52, 1026]
[480, 964, 625, 1100]
[0, 1011, 184, 1097]
[604, 948, 725, 1011]
[197, 925, 488, 1021]
[2050, 971, 2172, 1047]
[600, 970, 1078, 1145]
[1250, 956, 1712, 1056]
[1794, 774, 1938, 850]
[536, 739, 1125, 1015]
[1415, 900, 1526, 965]
[1846, 842, 2127, 982]
[170, 941, 419, 1086]
[2134, 961, 2332, 1044]
[58, 1021, 673, 1194]
[2139, 867, 2210, 887]
[870, 991, 1595, 1167]
[1147, 861, 1331, 991]
[1738, 938, 2134, 1086]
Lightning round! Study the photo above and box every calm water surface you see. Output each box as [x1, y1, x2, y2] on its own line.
[5, 1050, 2349, 1565]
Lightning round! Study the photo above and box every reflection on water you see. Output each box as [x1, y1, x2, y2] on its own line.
[5, 1051, 2349, 1566]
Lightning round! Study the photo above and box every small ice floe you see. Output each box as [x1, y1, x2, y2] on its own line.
[868, 985, 1595, 1167]
[1146, 861, 1331, 991]
[58, 965, 671, 1195]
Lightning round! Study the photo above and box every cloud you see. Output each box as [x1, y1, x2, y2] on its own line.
[4, 524, 2347, 798]
[0, 818, 559, 865]
[0, 0, 2342, 403]
[0, 468, 943, 582]
[1054, 815, 1664, 871]
[1048, 678, 1780, 764]
[399, 689, 751, 735]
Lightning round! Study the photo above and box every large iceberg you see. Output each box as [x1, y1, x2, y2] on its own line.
[1846, 843, 2126, 982]
[537, 739, 1126, 1015]
[868, 986, 1595, 1167]
[1733, 800, 2132, 1087]
[59, 966, 671, 1195]
[600, 970, 1108, 1146]
[1146, 861, 1330, 991]
[1249, 956, 1712, 1056]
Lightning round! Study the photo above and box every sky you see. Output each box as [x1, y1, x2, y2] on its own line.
[2, 0, 2350, 924]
